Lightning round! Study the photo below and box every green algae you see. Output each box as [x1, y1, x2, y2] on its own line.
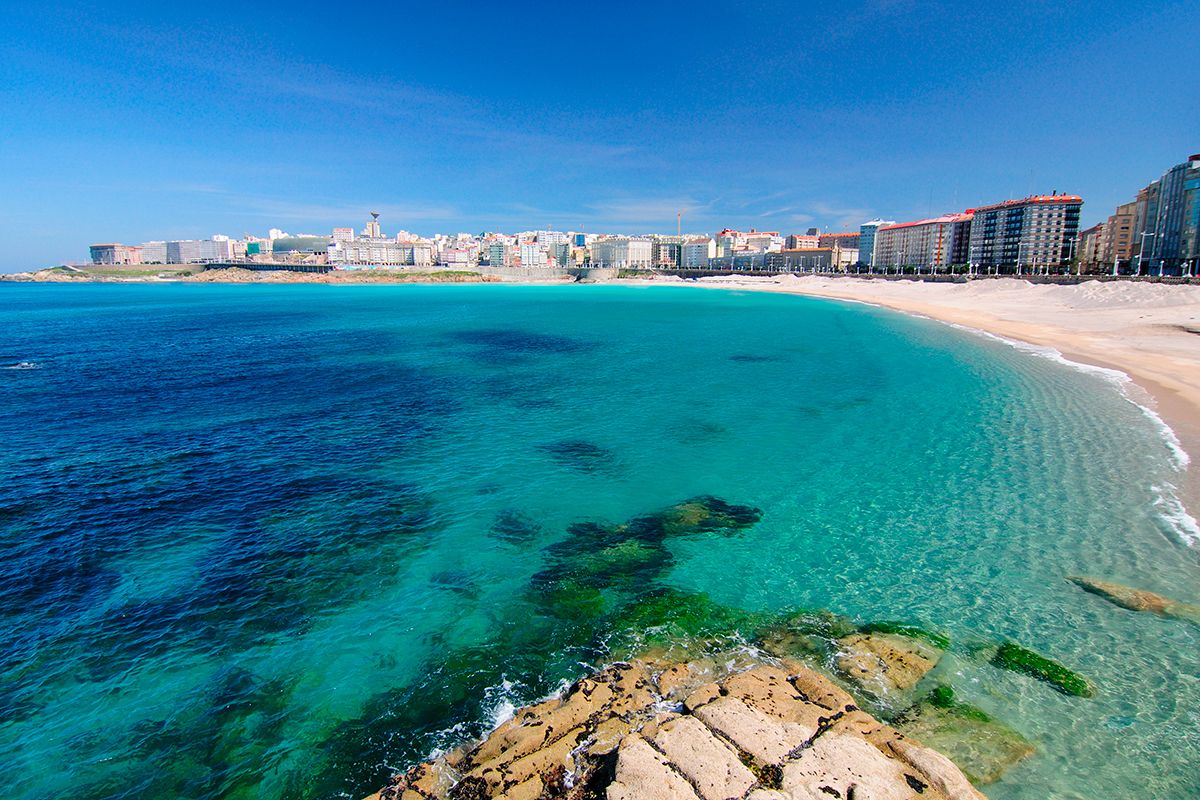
[860, 621, 951, 650]
[896, 697, 1035, 785]
[925, 685, 992, 723]
[604, 588, 771, 652]
[991, 641, 1095, 697]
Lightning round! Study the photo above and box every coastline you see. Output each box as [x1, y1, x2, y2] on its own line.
[619, 275, 1200, 520]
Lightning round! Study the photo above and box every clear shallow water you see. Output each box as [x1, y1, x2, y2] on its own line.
[0, 282, 1197, 800]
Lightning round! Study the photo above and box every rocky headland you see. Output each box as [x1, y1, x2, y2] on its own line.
[346, 493, 1126, 800]
[369, 656, 990, 800]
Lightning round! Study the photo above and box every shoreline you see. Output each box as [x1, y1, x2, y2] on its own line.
[618, 275, 1200, 526]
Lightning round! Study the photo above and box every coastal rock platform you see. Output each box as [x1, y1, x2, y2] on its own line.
[368, 658, 986, 800]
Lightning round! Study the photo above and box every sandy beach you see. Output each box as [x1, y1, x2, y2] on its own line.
[632, 275, 1200, 506]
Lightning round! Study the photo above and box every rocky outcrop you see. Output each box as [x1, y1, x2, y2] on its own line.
[1068, 576, 1200, 625]
[835, 632, 943, 695]
[369, 658, 987, 800]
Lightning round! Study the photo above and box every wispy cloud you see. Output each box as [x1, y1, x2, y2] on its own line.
[803, 201, 875, 230]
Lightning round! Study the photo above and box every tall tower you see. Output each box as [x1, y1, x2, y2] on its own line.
[366, 211, 382, 239]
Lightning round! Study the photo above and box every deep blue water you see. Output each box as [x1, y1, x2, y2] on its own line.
[0, 283, 1197, 800]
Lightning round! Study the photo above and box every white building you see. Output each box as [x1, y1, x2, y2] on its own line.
[589, 237, 653, 268]
[519, 242, 550, 268]
[681, 238, 717, 268]
[330, 240, 410, 266]
[332, 227, 355, 243]
[140, 241, 168, 264]
[439, 248, 473, 267]
[163, 238, 235, 264]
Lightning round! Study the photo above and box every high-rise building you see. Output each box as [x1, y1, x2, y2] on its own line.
[1183, 155, 1200, 272]
[874, 212, 973, 270]
[967, 194, 1082, 271]
[332, 227, 355, 243]
[857, 220, 896, 267]
[1099, 201, 1136, 268]
[484, 242, 512, 266]
[363, 212, 382, 239]
[1132, 155, 1200, 273]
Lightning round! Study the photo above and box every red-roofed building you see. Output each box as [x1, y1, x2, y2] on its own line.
[873, 212, 974, 270]
[967, 193, 1083, 271]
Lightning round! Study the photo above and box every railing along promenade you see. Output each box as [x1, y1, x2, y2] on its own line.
[194, 260, 1198, 285]
[613, 266, 1199, 285]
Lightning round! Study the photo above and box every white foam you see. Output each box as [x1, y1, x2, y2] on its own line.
[941, 322, 1191, 471]
[3, 361, 40, 370]
[485, 678, 520, 730]
[1152, 485, 1200, 548]
[918, 319, 1198, 549]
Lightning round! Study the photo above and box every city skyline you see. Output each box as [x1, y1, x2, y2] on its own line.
[2, 0, 1197, 272]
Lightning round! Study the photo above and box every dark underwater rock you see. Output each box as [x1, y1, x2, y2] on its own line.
[537, 439, 619, 474]
[729, 353, 783, 363]
[488, 509, 542, 545]
[530, 497, 763, 609]
[989, 641, 1094, 698]
[431, 569, 482, 599]
[448, 328, 596, 364]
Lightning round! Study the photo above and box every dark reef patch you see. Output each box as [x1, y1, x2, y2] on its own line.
[537, 439, 620, 475]
[118, 665, 298, 800]
[673, 419, 729, 444]
[431, 569, 482, 599]
[488, 509, 542, 545]
[447, 328, 596, 365]
[729, 354, 784, 363]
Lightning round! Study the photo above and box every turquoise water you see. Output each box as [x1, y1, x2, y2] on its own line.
[0, 283, 1197, 800]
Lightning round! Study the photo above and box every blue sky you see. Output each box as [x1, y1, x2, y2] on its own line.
[1, 0, 1196, 270]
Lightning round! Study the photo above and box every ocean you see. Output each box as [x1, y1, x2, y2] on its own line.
[0, 282, 1196, 799]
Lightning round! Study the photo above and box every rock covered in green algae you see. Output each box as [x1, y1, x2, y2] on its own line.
[860, 620, 953, 650]
[990, 641, 1095, 697]
[896, 686, 1034, 786]
[530, 496, 764, 611]
[1068, 576, 1200, 625]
